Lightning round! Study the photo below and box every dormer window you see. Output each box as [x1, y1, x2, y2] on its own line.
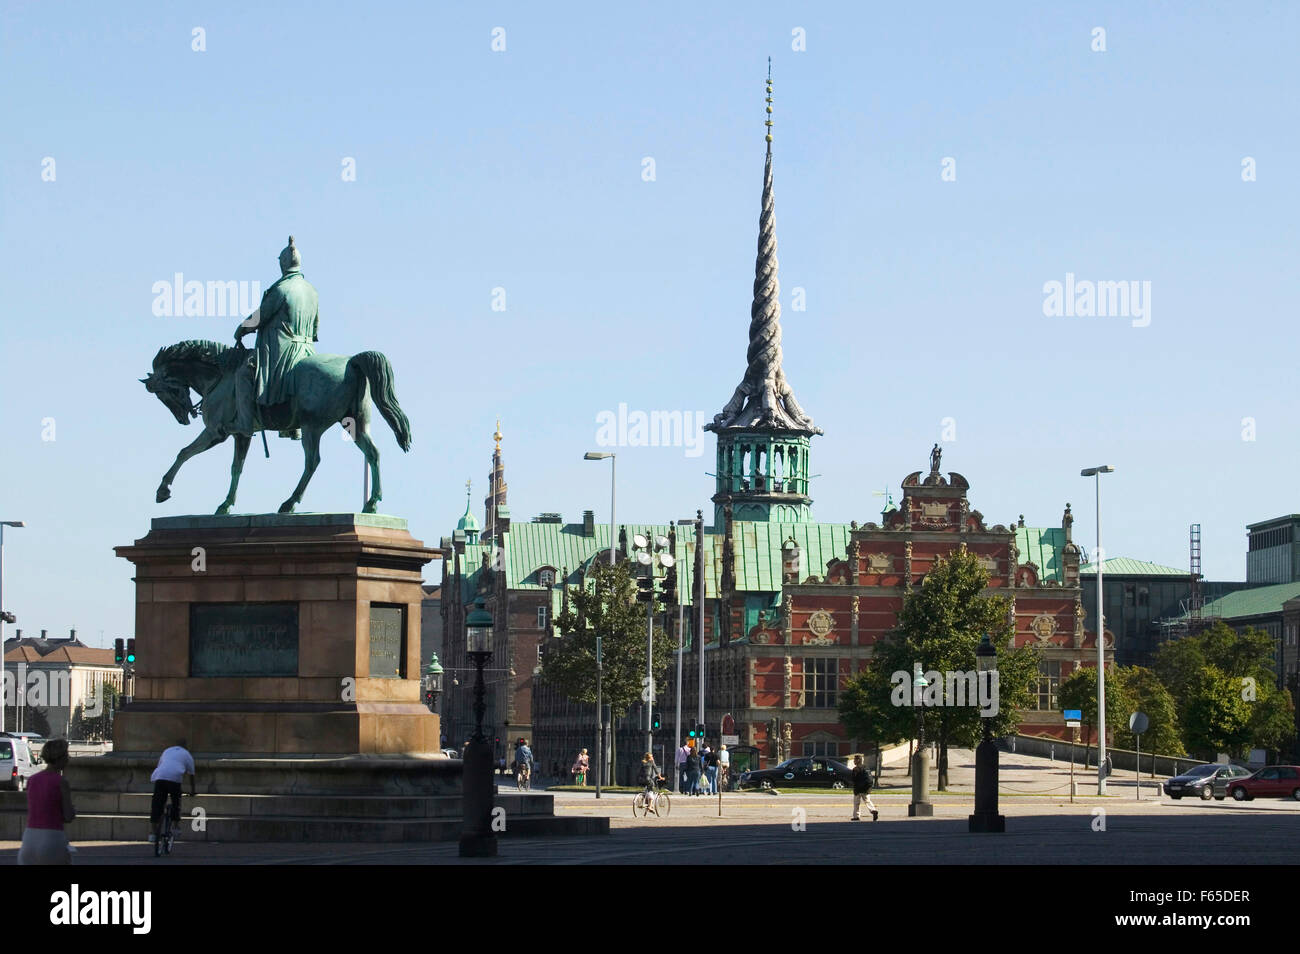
[538, 566, 557, 587]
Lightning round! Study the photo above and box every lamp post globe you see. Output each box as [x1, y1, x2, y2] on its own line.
[424, 652, 444, 711]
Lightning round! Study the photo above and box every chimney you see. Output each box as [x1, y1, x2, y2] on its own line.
[40, 629, 48, 639]
[582, 510, 595, 537]
[69, 628, 77, 640]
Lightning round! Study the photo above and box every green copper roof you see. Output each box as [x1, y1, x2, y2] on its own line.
[451, 518, 1076, 612]
[731, 522, 852, 590]
[1080, 557, 1186, 577]
[1195, 581, 1300, 620]
[1016, 527, 1067, 583]
[456, 499, 480, 532]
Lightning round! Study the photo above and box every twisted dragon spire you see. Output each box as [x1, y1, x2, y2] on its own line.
[708, 60, 820, 435]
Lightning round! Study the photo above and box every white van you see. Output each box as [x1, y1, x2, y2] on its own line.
[0, 733, 38, 791]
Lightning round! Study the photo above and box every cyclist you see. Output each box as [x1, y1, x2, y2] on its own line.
[638, 752, 663, 800]
[513, 738, 534, 788]
[149, 739, 196, 844]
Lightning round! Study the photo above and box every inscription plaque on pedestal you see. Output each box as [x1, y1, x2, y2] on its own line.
[190, 602, 299, 677]
[369, 604, 405, 678]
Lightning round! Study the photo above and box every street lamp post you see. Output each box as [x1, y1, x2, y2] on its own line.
[584, 451, 616, 790]
[693, 512, 705, 758]
[583, 452, 616, 566]
[459, 596, 497, 858]
[674, 517, 698, 793]
[969, 634, 1006, 832]
[1081, 465, 1115, 795]
[0, 520, 26, 736]
[423, 652, 444, 712]
[595, 635, 603, 798]
[633, 533, 674, 758]
[908, 667, 933, 817]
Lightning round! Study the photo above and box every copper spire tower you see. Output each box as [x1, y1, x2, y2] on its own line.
[706, 62, 820, 526]
[708, 59, 820, 436]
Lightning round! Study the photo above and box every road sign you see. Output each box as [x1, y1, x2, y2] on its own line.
[1065, 721, 1081, 729]
[721, 734, 740, 746]
[1063, 709, 1082, 721]
[1129, 711, 1149, 734]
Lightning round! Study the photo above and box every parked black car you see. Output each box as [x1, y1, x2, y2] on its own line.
[738, 757, 853, 790]
[1163, 763, 1252, 800]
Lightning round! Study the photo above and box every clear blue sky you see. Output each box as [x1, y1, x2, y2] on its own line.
[2, 2, 1297, 644]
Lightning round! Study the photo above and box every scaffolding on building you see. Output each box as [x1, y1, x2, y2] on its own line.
[1154, 523, 1219, 644]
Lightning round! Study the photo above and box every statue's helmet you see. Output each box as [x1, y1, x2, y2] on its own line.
[278, 235, 301, 274]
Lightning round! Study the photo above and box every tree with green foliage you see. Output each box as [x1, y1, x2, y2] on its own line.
[1154, 622, 1295, 759]
[838, 549, 1039, 790]
[1181, 666, 1254, 759]
[1058, 664, 1136, 767]
[544, 560, 672, 721]
[1113, 666, 1183, 757]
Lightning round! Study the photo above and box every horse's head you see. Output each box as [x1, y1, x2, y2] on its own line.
[141, 368, 197, 426]
[144, 340, 237, 425]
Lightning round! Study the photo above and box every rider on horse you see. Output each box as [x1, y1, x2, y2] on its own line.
[233, 236, 319, 439]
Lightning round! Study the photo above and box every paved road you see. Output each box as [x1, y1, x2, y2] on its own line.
[3, 749, 1293, 864]
[3, 792, 1296, 865]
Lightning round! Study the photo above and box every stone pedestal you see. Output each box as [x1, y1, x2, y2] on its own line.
[113, 514, 441, 755]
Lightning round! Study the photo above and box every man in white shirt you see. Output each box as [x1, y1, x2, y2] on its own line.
[718, 744, 731, 790]
[150, 740, 196, 842]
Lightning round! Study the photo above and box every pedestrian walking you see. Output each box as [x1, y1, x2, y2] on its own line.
[850, 755, 878, 821]
[703, 744, 720, 795]
[675, 739, 690, 792]
[718, 744, 731, 790]
[686, 744, 702, 795]
[17, 739, 76, 865]
[571, 748, 589, 786]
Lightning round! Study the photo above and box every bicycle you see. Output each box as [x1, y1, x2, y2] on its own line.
[515, 762, 531, 791]
[153, 792, 180, 857]
[632, 785, 671, 818]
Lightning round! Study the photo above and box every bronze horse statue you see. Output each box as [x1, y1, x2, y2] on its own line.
[142, 340, 411, 514]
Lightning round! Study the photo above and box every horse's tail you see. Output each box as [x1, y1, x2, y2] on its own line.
[348, 351, 412, 451]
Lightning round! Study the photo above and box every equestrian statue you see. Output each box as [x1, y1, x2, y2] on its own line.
[142, 236, 411, 515]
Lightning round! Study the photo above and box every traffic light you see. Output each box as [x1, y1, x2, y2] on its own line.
[697, 723, 706, 741]
[423, 690, 434, 707]
[635, 575, 655, 603]
[125, 638, 136, 664]
[659, 567, 677, 605]
[652, 711, 662, 731]
[114, 638, 124, 664]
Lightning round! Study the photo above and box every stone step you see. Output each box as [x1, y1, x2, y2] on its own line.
[24, 790, 553, 819]
[0, 811, 606, 843]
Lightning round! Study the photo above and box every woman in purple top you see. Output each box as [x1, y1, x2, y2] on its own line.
[17, 738, 76, 865]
